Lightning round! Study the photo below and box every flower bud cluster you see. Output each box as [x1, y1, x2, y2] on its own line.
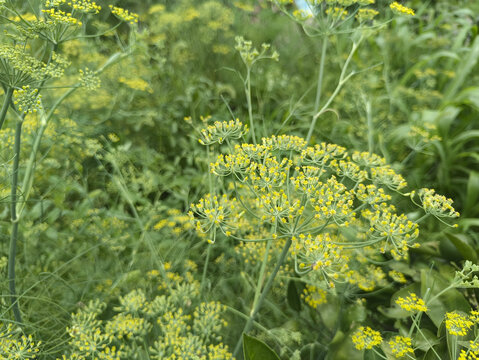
[417, 188, 460, 218]
[235, 36, 279, 67]
[189, 194, 239, 243]
[13, 85, 42, 114]
[109, 5, 139, 25]
[196, 131, 459, 292]
[0, 323, 42, 359]
[199, 119, 248, 145]
[42, 8, 82, 26]
[62, 265, 232, 360]
[79, 68, 101, 90]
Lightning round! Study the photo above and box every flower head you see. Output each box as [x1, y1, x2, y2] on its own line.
[388, 336, 414, 358]
[390, 2, 415, 16]
[445, 311, 473, 336]
[395, 293, 427, 313]
[352, 326, 382, 350]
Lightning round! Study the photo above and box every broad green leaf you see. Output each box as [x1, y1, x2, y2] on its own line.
[459, 218, 479, 231]
[444, 36, 479, 101]
[413, 328, 439, 353]
[326, 329, 361, 360]
[420, 269, 471, 328]
[445, 233, 478, 262]
[465, 171, 479, 215]
[287, 280, 302, 312]
[243, 333, 281, 360]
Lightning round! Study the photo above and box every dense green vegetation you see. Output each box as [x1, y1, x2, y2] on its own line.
[0, 0, 479, 359]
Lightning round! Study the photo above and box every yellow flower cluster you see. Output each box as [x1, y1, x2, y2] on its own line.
[309, 176, 355, 223]
[362, 207, 419, 260]
[262, 134, 307, 152]
[69, 0, 101, 14]
[42, 8, 82, 26]
[445, 311, 474, 336]
[351, 151, 386, 168]
[418, 188, 460, 218]
[370, 165, 408, 191]
[251, 157, 292, 191]
[13, 85, 42, 114]
[79, 68, 101, 90]
[0, 44, 62, 85]
[390, 1, 415, 16]
[325, 7, 348, 20]
[395, 293, 428, 312]
[347, 264, 386, 291]
[351, 326, 382, 350]
[293, 233, 348, 275]
[62, 265, 233, 360]
[199, 119, 248, 145]
[153, 208, 193, 236]
[388, 270, 407, 283]
[105, 314, 149, 340]
[118, 77, 152, 93]
[109, 5, 139, 25]
[0, 323, 41, 359]
[459, 341, 479, 360]
[302, 285, 327, 308]
[388, 335, 414, 358]
[332, 160, 367, 182]
[258, 190, 302, 224]
[45, 0, 101, 13]
[301, 142, 347, 167]
[355, 184, 391, 205]
[189, 194, 239, 243]
[356, 8, 379, 22]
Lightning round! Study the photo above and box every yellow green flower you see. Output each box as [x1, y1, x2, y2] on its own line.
[395, 293, 427, 312]
[388, 335, 414, 358]
[352, 326, 382, 350]
[445, 311, 473, 336]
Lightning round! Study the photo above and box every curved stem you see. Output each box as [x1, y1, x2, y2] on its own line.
[9, 119, 24, 324]
[306, 36, 362, 144]
[0, 87, 13, 131]
[233, 238, 292, 357]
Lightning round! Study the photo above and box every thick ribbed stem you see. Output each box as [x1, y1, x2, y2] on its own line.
[0, 87, 13, 131]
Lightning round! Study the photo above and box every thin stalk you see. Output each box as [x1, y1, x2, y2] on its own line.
[365, 98, 373, 154]
[306, 37, 362, 144]
[245, 68, 256, 145]
[8, 119, 23, 324]
[313, 37, 328, 115]
[200, 245, 212, 295]
[0, 87, 13, 131]
[233, 238, 292, 357]
[17, 86, 78, 218]
[250, 238, 273, 316]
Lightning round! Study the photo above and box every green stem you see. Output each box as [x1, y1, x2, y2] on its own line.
[306, 36, 362, 144]
[250, 238, 273, 316]
[233, 238, 292, 357]
[365, 99, 373, 154]
[313, 37, 328, 116]
[245, 67, 256, 145]
[8, 119, 23, 324]
[0, 87, 13, 131]
[200, 244, 212, 295]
